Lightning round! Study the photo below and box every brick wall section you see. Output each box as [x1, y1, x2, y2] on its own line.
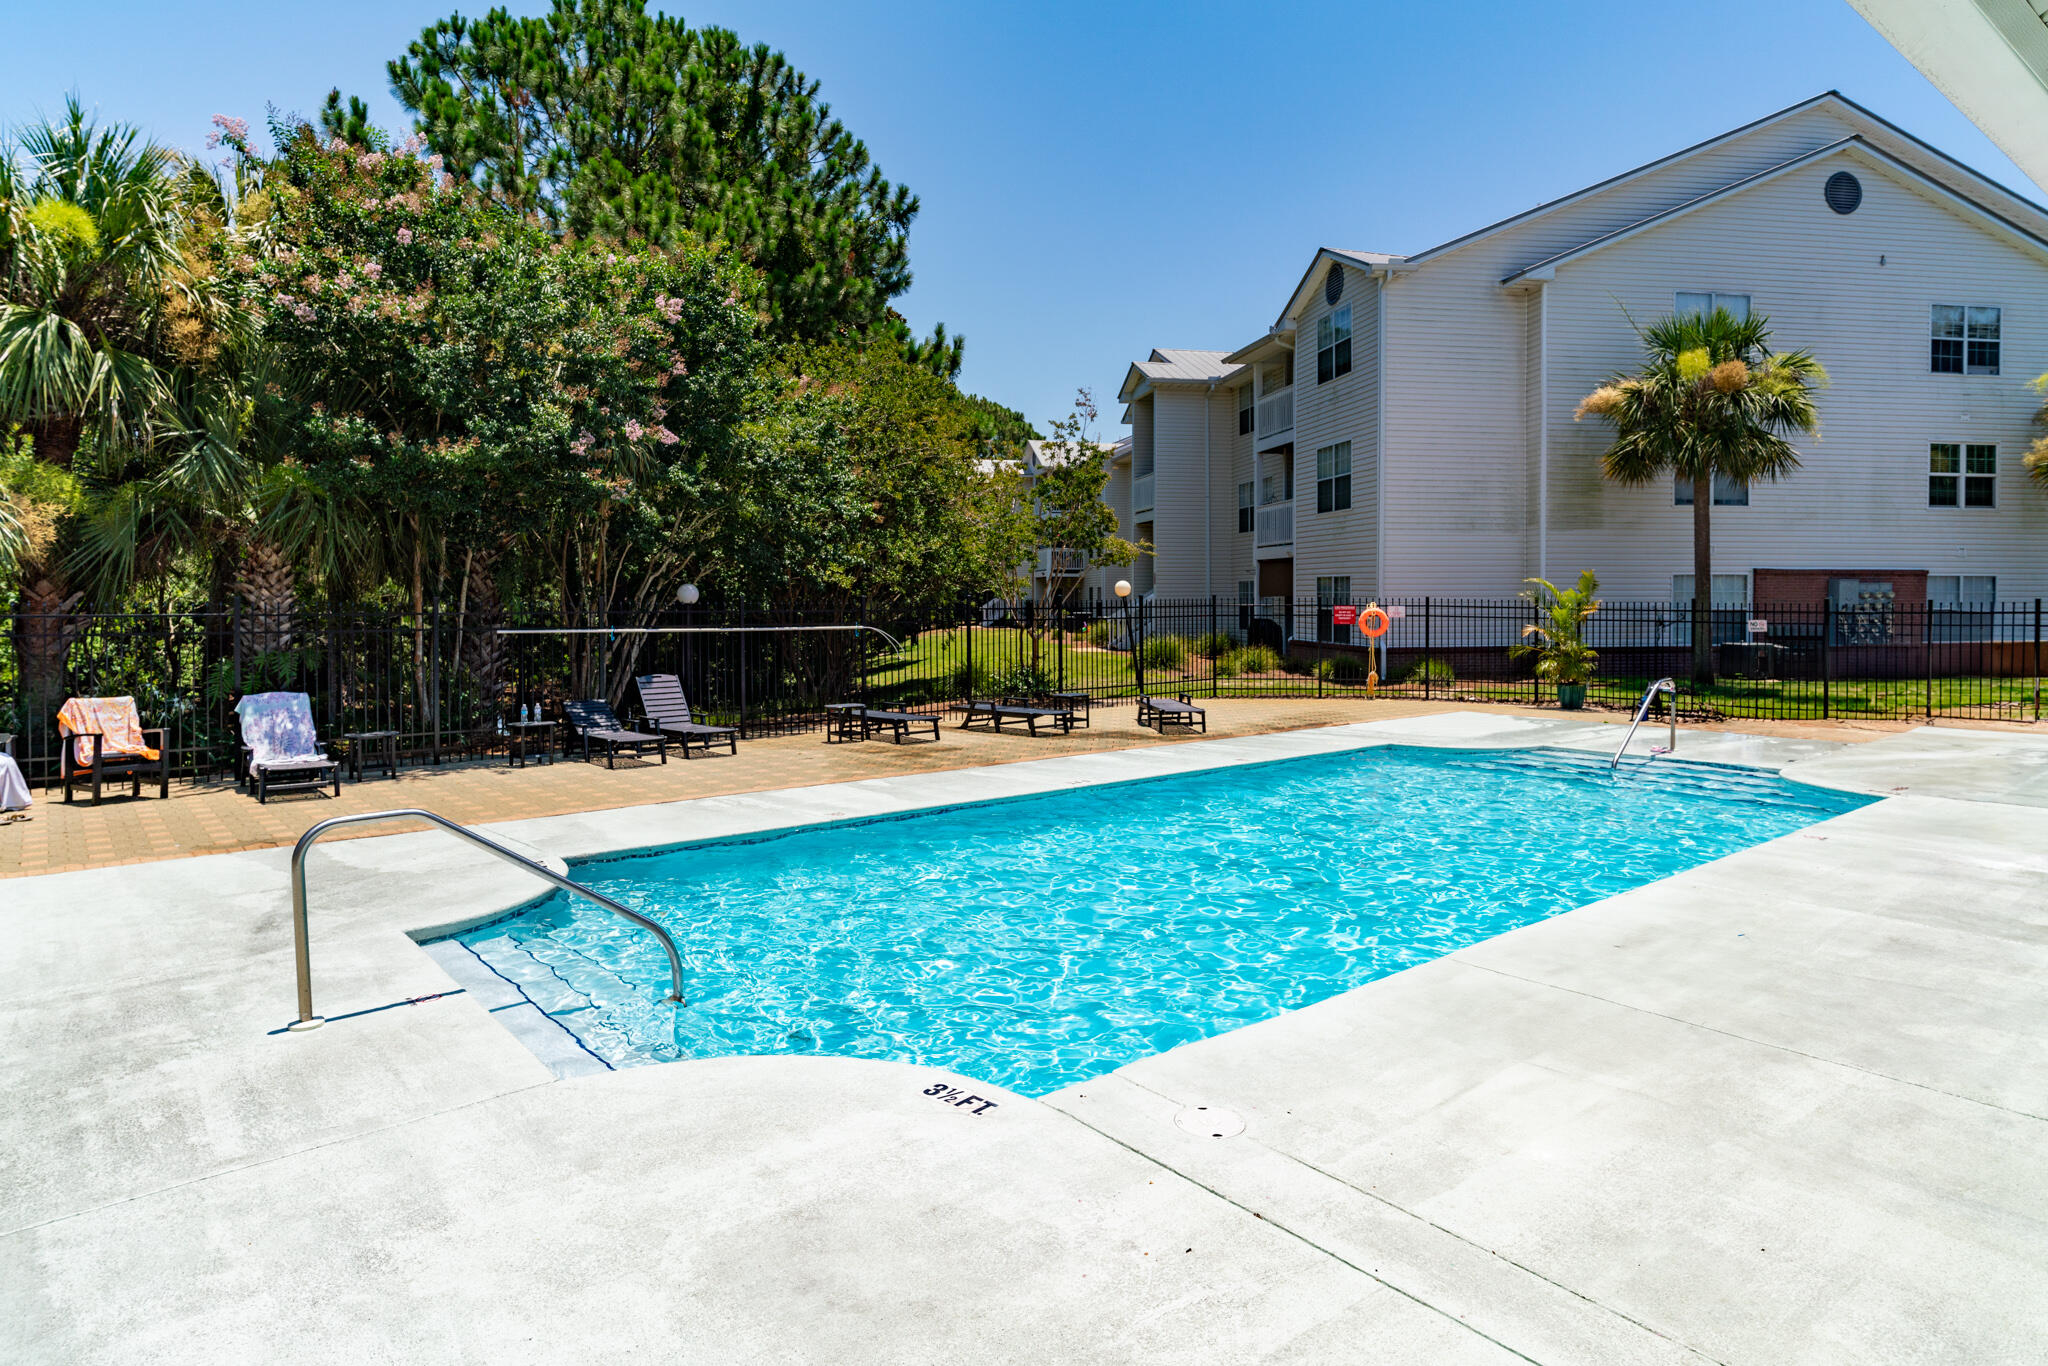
[1752, 568, 1929, 611]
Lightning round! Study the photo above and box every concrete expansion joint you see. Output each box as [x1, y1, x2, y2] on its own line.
[1453, 959, 2048, 1125]
[1099, 1075, 1729, 1365]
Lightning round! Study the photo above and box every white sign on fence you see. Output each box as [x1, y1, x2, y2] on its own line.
[1747, 619, 1769, 634]
[1388, 605, 1407, 619]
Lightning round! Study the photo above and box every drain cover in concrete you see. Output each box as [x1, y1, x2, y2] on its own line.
[1174, 1105, 1245, 1139]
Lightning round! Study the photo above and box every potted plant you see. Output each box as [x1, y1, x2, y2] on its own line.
[1516, 572, 1600, 709]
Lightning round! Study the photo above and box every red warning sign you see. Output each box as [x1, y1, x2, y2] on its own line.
[1331, 605, 1358, 626]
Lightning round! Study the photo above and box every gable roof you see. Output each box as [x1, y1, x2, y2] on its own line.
[1271, 91, 2048, 326]
[1117, 348, 1242, 402]
[1498, 134, 2048, 285]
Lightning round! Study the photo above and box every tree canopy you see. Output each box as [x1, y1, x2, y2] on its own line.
[388, 0, 926, 355]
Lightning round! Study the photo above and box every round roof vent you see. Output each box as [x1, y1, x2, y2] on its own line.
[1824, 171, 1862, 215]
[1324, 264, 1345, 306]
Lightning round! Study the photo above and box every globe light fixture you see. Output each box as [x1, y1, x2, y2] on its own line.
[1113, 580, 1132, 598]
[677, 583, 701, 605]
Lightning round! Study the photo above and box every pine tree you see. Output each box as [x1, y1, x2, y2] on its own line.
[388, 0, 929, 348]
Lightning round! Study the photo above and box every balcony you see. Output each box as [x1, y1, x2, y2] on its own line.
[1255, 388, 1294, 444]
[1255, 503, 1293, 547]
[1036, 548, 1085, 577]
[1131, 471, 1155, 512]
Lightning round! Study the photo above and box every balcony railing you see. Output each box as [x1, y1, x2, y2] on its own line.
[1036, 548, 1085, 577]
[1256, 503, 1294, 546]
[1255, 388, 1294, 439]
[1131, 471, 1155, 512]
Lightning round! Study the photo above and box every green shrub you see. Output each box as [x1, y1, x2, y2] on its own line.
[1310, 657, 1338, 681]
[1229, 645, 1281, 675]
[951, 661, 994, 698]
[1083, 620, 1122, 649]
[1192, 631, 1235, 659]
[1406, 656, 1455, 685]
[1212, 652, 1242, 680]
[988, 664, 1055, 699]
[1138, 634, 1188, 671]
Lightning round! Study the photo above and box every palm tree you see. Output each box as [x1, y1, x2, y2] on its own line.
[0, 99, 186, 470]
[1577, 308, 1825, 683]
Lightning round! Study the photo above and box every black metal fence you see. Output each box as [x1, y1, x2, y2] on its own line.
[3, 595, 2040, 786]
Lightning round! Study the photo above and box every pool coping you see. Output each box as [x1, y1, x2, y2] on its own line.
[12, 709, 2048, 1363]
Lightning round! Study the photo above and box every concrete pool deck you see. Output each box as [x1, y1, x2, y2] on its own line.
[4, 712, 2046, 1362]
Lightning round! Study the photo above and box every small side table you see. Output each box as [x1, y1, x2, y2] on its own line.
[1047, 691, 1090, 728]
[343, 730, 400, 782]
[824, 703, 866, 744]
[506, 720, 557, 768]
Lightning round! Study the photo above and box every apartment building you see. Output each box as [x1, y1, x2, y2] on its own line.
[1114, 92, 2048, 629]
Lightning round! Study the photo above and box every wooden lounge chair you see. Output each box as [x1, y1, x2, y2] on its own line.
[959, 698, 1075, 736]
[234, 691, 342, 802]
[855, 705, 941, 744]
[56, 695, 170, 804]
[562, 699, 668, 768]
[1138, 694, 1207, 733]
[632, 674, 738, 758]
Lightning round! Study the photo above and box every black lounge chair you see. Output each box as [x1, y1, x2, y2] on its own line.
[959, 699, 1075, 736]
[1138, 694, 1207, 733]
[854, 706, 940, 744]
[633, 674, 738, 758]
[562, 699, 668, 768]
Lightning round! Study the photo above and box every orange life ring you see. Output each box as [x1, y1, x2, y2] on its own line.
[1359, 608, 1391, 638]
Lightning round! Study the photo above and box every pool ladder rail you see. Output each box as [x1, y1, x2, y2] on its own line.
[1612, 677, 1678, 770]
[286, 808, 686, 1032]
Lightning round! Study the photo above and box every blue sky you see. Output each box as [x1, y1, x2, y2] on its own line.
[2, 1, 2029, 435]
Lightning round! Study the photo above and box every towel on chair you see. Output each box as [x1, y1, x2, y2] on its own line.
[234, 692, 329, 770]
[56, 696, 159, 769]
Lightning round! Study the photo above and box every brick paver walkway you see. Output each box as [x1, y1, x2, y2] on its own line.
[0, 698, 1909, 878]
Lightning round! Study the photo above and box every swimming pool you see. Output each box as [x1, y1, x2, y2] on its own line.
[441, 745, 1872, 1095]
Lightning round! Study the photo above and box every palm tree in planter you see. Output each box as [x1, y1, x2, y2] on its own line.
[1516, 571, 1600, 709]
[1577, 308, 1824, 684]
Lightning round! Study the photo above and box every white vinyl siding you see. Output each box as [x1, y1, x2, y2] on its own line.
[1292, 266, 1379, 600]
[1532, 152, 2048, 601]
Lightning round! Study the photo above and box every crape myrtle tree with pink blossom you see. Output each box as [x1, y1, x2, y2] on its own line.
[217, 112, 762, 701]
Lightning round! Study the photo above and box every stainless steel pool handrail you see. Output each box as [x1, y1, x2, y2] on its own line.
[1612, 677, 1678, 770]
[287, 808, 685, 1030]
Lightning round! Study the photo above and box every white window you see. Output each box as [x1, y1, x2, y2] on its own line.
[1673, 573, 1750, 603]
[1316, 306, 1352, 383]
[1929, 574, 1997, 641]
[1315, 442, 1351, 513]
[1677, 291, 1750, 320]
[1237, 384, 1254, 435]
[1928, 575, 1996, 604]
[1673, 471, 1749, 506]
[1931, 305, 2000, 375]
[1316, 575, 1353, 643]
[1673, 573, 1748, 646]
[1237, 480, 1255, 533]
[1237, 579, 1255, 605]
[1929, 443, 1995, 507]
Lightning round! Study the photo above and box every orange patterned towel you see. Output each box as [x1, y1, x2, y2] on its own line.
[57, 696, 160, 768]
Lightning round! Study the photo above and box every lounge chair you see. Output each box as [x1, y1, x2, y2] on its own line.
[854, 705, 941, 744]
[959, 698, 1075, 736]
[632, 674, 738, 758]
[234, 691, 342, 802]
[562, 699, 668, 768]
[56, 695, 170, 804]
[1138, 694, 1207, 733]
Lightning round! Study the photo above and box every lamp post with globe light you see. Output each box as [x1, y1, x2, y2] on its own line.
[677, 583, 699, 701]
[1115, 579, 1143, 699]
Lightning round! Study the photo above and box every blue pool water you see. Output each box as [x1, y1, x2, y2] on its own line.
[446, 745, 1872, 1095]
